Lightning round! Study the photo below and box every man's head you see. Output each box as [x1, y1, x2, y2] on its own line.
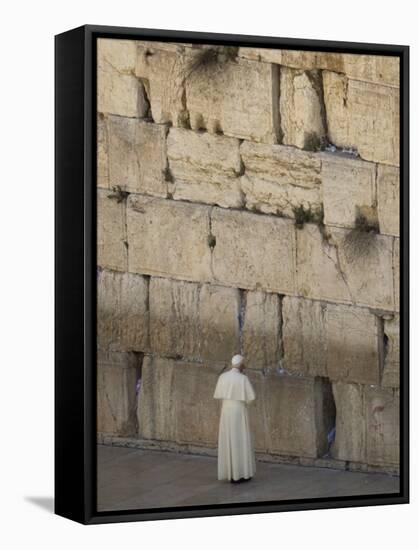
[231, 354, 245, 372]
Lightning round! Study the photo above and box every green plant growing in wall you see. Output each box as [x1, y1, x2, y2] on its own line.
[292, 203, 324, 229]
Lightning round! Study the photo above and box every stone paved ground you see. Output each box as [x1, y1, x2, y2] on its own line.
[97, 445, 399, 512]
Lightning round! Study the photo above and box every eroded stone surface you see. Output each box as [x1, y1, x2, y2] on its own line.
[239, 49, 399, 87]
[186, 57, 280, 143]
[240, 141, 322, 216]
[211, 207, 297, 294]
[282, 297, 380, 384]
[242, 290, 282, 369]
[149, 277, 240, 362]
[98, 39, 144, 117]
[323, 72, 399, 166]
[97, 114, 109, 188]
[331, 382, 399, 466]
[296, 224, 394, 310]
[280, 68, 326, 150]
[137, 356, 222, 445]
[321, 153, 376, 229]
[377, 165, 400, 236]
[167, 128, 242, 207]
[248, 372, 335, 458]
[282, 296, 327, 377]
[97, 349, 140, 436]
[127, 195, 212, 282]
[97, 188, 127, 272]
[382, 314, 400, 388]
[107, 116, 168, 197]
[97, 269, 149, 352]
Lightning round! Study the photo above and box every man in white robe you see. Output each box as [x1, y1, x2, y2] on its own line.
[213, 354, 256, 483]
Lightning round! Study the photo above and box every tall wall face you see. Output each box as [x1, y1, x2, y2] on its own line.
[96, 39, 400, 473]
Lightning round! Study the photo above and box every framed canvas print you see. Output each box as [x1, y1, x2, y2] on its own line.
[55, 24, 409, 525]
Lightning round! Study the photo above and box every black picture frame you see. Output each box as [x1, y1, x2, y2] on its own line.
[55, 24, 409, 525]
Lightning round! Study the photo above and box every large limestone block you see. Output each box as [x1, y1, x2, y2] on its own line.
[211, 207, 296, 294]
[332, 382, 399, 466]
[393, 238, 400, 312]
[282, 296, 327, 377]
[97, 349, 140, 436]
[282, 297, 380, 384]
[126, 195, 212, 282]
[377, 165, 400, 236]
[248, 372, 335, 458]
[296, 223, 394, 310]
[167, 128, 243, 207]
[97, 38, 145, 117]
[149, 277, 200, 359]
[135, 42, 188, 125]
[97, 188, 127, 272]
[365, 386, 399, 466]
[331, 382, 364, 463]
[185, 57, 280, 143]
[97, 114, 109, 188]
[137, 356, 222, 445]
[149, 277, 240, 362]
[382, 314, 400, 388]
[97, 269, 149, 352]
[240, 141, 322, 216]
[199, 284, 241, 362]
[323, 72, 399, 165]
[107, 116, 168, 197]
[340, 54, 399, 88]
[321, 153, 376, 229]
[242, 290, 282, 369]
[325, 303, 381, 384]
[280, 68, 326, 150]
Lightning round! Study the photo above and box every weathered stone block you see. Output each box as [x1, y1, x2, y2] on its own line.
[321, 153, 376, 229]
[137, 356, 222, 445]
[211, 207, 296, 294]
[282, 296, 327, 377]
[282, 297, 380, 384]
[127, 195, 212, 282]
[97, 188, 127, 272]
[382, 314, 400, 388]
[248, 371, 335, 458]
[97, 114, 109, 188]
[107, 116, 168, 197]
[198, 284, 241, 362]
[97, 39, 145, 118]
[325, 303, 380, 384]
[185, 57, 280, 143]
[167, 128, 243, 207]
[280, 68, 327, 150]
[97, 349, 140, 436]
[339, 54, 399, 88]
[97, 269, 149, 352]
[240, 141, 322, 216]
[377, 165, 400, 236]
[296, 224, 394, 310]
[149, 277, 240, 362]
[239, 49, 399, 87]
[323, 72, 399, 165]
[135, 43, 188, 125]
[242, 290, 281, 369]
[393, 237, 400, 312]
[331, 382, 399, 466]
[149, 277, 200, 359]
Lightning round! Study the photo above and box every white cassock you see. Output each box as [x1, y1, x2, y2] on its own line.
[213, 367, 256, 481]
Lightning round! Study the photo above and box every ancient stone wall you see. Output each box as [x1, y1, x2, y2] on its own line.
[96, 39, 400, 474]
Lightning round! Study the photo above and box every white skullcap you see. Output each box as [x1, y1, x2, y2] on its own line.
[231, 354, 244, 367]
